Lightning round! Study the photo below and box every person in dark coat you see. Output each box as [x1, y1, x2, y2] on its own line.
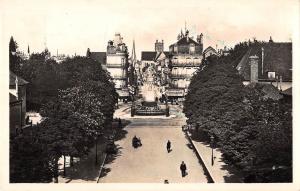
[180, 161, 187, 177]
[166, 140, 171, 153]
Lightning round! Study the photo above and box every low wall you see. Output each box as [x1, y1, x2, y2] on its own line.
[184, 131, 215, 183]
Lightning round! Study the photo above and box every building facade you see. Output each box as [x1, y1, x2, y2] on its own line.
[203, 46, 219, 59]
[141, 40, 169, 86]
[168, 29, 204, 95]
[9, 72, 28, 134]
[106, 33, 129, 90]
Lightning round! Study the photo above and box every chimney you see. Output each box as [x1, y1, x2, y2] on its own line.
[15, 77, 19, 100]
[261, 47, 264, 75]
[200, 33, 203, 44]
[249, 55, 259, 83]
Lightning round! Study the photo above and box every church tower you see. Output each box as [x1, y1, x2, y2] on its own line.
[155, 40, 164, 52]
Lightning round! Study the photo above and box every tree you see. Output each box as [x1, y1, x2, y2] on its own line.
[10, 127, 53, 183]
[38, 79, 116, 182]
[86, 48, 91, 57]
[11, 54, 118, 182]
[184, 43, 292, 182]
[9, 36, 22, 74]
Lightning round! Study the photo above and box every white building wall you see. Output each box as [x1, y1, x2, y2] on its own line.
[113, 79, 126, 89]
[107, 68, 125, 78]
[107, 55, 126, 66]
[107, 54, 127, 89]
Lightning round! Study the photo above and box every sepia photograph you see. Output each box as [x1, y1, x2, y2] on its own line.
[1, 0, 299, 190]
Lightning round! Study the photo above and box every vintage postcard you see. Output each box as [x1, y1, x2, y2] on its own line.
[1, 0, 299, 190]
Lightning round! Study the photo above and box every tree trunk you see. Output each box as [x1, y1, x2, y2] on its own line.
[53, 157, 59, 183]
[63, 155, 66, 177]
[70, 156, 74, 167]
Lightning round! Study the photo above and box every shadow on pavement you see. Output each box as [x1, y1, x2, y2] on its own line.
[189, 130, 244, 183]
[186, 143, 194, 150]
[185, 141, 210, 183]
[220, 158, 244, 183]
[60, 143, 107, 182]
[59, 124, 128, 182]
[99, 145, 123, 179]
[114, 129, 128, 141]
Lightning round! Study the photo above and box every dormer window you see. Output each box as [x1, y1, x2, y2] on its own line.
[174, 45, 178, 53]
[189, 43, 195, 54]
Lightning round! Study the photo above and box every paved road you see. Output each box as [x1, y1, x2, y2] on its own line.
[99, 105, 208, 183]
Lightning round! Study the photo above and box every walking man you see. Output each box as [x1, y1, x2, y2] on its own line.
[180, 161, 187, 177]
[166, 140, 171, 153]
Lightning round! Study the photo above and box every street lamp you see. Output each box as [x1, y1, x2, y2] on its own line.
[210, 135, 215, 166]
[94, 131, 102, 165]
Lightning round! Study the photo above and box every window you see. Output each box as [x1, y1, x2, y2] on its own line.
[268, 72, 276, 79]
[186, 57, 191, 65]
[174, 80, 178, 87]
[174, 45, 178, 53]
[190, 44, 195, 54]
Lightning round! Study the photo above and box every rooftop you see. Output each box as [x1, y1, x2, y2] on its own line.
[236, 42, 292, 81]
[170, 37, 200, 47]
[9, 71, 29, 86]
[141, 51, 157, 61]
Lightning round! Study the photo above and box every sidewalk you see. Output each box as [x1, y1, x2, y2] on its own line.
[57, 140, 107, 183]
[187, 133, 243, 183]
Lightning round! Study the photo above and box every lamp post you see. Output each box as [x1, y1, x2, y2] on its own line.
[165, 93, 169, 117]
[210, 135, 214, 166]
[95, 132, 100, 165]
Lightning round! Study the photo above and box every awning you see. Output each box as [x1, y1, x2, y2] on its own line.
[117, 89, 130, 98]
[166, 89, 185, 97]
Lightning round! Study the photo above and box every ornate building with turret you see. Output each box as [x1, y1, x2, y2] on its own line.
[167, 28, 204, 99]
[106, 33, 129, 90]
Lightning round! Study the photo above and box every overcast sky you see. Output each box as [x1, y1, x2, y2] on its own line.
[2, 0, 298, 59]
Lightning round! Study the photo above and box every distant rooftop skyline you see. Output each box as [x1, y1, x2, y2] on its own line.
[2, 0, 298, 59]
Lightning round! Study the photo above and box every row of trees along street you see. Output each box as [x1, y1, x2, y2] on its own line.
[9, 37, 118, 183]
[183, 40, 292, 182]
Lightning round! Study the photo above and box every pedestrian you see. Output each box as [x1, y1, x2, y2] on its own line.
[166, 140, 171, 153]
[180, 161, 187, 177]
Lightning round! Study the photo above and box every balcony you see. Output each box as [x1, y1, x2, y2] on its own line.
[106, 64, 126, 68]
[170, 62, 201, 67]
[113, 75, 127, 80]
[170, 74, 192, 79]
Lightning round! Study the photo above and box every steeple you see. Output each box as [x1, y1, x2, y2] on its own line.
[131, 40, 137, 67]
[269, 36, 274, 43]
